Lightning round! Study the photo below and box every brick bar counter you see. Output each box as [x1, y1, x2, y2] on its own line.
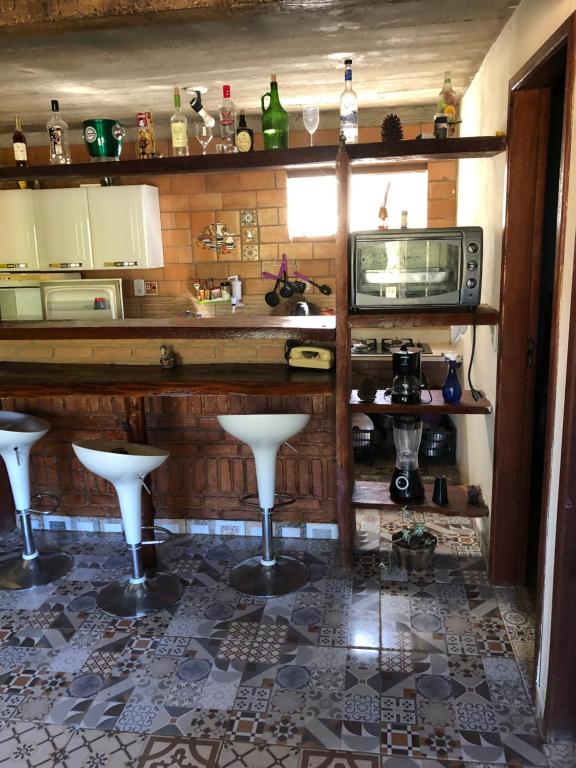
[0, 361, 336, 544]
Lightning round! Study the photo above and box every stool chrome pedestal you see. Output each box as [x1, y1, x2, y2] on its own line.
[0, 411, 73, 591]
[72, 439, 183, 618]
[217, 414, 311, 597]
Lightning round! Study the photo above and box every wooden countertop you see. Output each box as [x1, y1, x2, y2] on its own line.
[0, 362, 335, 398]
[0, 316, 336, 340]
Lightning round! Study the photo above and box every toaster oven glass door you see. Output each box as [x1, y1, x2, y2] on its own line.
[355, 237, 462, 306]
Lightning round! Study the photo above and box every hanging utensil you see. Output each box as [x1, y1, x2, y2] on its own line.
[264, 255, 287, 307]
[294, 270, 333, 296]
[378, 181, 391, 228]
[262, 271, 294, 298]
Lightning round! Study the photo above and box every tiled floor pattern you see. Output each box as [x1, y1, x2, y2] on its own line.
[0, 511, 572, 767]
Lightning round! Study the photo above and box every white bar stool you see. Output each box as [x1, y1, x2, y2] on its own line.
[217, 413, 311, 597]
[72, 439, 183, 618]
[0, 411, 73, 590]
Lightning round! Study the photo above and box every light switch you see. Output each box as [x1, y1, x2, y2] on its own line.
[133, 279, 145, 297]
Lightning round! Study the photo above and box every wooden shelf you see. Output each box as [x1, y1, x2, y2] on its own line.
[0, 315, 336, 341]
[352, 480, 488, 517]
[0, 137, 506, 182]
[0, 362, 335, 398]
[348, 305, 499, 329]
[350, 389, 492, 414]
[347, 136, 505, 164]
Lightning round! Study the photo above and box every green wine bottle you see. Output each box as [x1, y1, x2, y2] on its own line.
[261, 74, 289, 150]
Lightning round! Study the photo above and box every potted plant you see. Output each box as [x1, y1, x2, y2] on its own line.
[392, 521, 437, 572]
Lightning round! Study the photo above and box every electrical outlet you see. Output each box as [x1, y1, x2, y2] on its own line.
[133, 279, 145, 297]
[145, 281, 158, 296]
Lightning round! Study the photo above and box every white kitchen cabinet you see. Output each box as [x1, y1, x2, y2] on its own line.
[34, 188, 94, 271]
[87, 185, 163, 270]
[0, 190, 39, 271]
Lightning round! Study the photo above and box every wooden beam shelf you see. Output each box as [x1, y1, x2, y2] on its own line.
[350, 389, 492, 414]
[0, 362, 335, 398]
[0, 137, 506, 182]
[0, 315, 336, 341]
[348, 305, 499, 329]
[352, 480, 488, 517]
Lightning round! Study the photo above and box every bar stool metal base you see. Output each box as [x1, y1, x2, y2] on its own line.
[229, 555, 309, 597]
[97, 572, 183, 618]
[0, 552, 73, 591]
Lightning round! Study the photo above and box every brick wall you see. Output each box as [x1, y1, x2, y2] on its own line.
[2, 393, 336, 523]
[0, 125, 456, 365]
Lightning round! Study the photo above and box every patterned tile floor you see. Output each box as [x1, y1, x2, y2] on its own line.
[0, 510, 573, 767]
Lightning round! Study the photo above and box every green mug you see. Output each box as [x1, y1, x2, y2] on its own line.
[82, 118, 125, 162]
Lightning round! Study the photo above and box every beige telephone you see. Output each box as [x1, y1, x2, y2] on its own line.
[288, 346, 334, 370]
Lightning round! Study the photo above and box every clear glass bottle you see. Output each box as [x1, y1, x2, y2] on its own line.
[219, 85, 237, 148]
[47, 100, 71, 165]
[12, 116, 27, 167]
[340, 59, 358, 144]
[441, 354, 462, 404]
[170, 87, 189, 156]
[261, 75, 289, 150]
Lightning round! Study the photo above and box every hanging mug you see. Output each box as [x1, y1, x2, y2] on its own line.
[82, 119, 125, 162]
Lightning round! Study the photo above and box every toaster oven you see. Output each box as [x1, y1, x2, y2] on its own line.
[350, 226, 482, 310]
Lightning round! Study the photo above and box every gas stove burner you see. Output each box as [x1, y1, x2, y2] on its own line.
[382, 338, 432, 355]
[351, 338, 378, 354]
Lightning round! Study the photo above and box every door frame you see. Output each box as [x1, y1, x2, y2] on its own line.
[490, 14, 576, 738]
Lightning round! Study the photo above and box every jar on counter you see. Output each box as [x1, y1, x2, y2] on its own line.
[220, 281, 231, 300]
[434, 115, 449, 139]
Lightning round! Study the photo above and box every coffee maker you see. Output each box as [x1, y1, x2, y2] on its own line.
[390, 414, 425, 504]
[391, 349, 423, 404]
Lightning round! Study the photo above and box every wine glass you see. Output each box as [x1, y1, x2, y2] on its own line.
[195, 124, 213, 155]
[302, 106, 320, 146]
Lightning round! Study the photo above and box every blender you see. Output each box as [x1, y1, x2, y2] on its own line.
[390, 414, 425, 504]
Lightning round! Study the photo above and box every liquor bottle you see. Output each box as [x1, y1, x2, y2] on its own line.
[219, 85, 237, 148]
[339, 59, 358, 144]
[261, 75, 289, 150]
[170, 87, 189, 156]
[436, 71, 459, 135]
[235, 113, 254, 152]
[137, 112, 156, 159]
[13, 116, 27, 167]
[47, 100, 71, 165]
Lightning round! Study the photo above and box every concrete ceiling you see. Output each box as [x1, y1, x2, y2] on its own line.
[0, 0, 516, 141]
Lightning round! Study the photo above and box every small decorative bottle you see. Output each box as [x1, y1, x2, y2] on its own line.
[441, 354, 462, 404]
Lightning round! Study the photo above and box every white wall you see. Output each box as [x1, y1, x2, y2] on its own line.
[457, 0, 576, 722]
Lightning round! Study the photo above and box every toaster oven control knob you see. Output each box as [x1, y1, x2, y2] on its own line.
[467, 260, 478, 271]
[466, 278, 478, 289]
[467, 241, 480, 254]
